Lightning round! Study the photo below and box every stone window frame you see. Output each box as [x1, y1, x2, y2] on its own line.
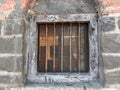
[27, 14, 98, 84]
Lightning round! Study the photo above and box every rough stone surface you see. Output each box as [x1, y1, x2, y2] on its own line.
[118, 16, 120, 29]
[0, 0, 25, 19]
[102, 34, 120, 44]
[101, 17, 115, 32]
[7, 86, 120, 90]
[0, 74, 23, 85]
[9, 87, 84, 90]
[4, 19, 23, 35]
[103, 55, 120, 85]
[0, 87, 5, 90]
[32, 0, 96, 15]
[0, 20, 2, 35]
[100, 0, 120, 14]
[0, 56, 23, 72]
[0, 38, 14, 53]
[103, 55, 120, 70]
[105, 75, 120, 85]
[102, 35, 120, 53]
[14, 37, 23, 54]
[0, 0, 4, 4]
[0, 37, 22, 53]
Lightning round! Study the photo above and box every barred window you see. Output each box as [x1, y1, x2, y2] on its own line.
[38, 22, 89, 73]
[28, 14, 98, 84]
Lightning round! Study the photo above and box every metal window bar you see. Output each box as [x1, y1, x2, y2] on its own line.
[45, 24, 48, 72]
[53, 23, 56, 72]
[61, 23, 64, 72]
[78, 23, 80, 72]
[70, 23, 72, 72]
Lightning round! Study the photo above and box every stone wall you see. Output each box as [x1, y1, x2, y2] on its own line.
[100, 15, 120, 87]
[31, 0, 96, 15]
[0, 0, 120, 90]
[0, 0, 27, 88]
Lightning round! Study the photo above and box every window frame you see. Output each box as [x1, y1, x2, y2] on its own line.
[27, 14, 98, 83]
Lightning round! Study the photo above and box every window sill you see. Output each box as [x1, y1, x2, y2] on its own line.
[25, 80, 102, 88]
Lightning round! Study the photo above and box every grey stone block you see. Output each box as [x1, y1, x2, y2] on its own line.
[0, 56, 23, 72]
[105, 75, 120, 85]
[103, 55, 120, 85]
[32, 0, 96, 15]
[101, 17, 115, 32]
[102, 34, 120, 44]
[0, 0, 4, 4]
[0, 38, 14, 53]
[0, 37, 22, 53]
[4, 19, 23, 35]
[0, 20, 2, 35]
[102, 34, 120, 53]
[118, 16, 120, 29]
[103, 55, 120, 70]
[14, 37, 23, 54]
[0, 87, 5, 90]
[74, 0, 96, 13]
[0, 74, 23, 85]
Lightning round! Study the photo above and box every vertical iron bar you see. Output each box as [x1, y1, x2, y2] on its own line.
[45, 24, 48, 72]
[78, 23, 80, 72]
[70, 23, 72, 72]
[53, 23, 56, 72]
[61, 23, 63, 72]
[37, 25, 40, 72]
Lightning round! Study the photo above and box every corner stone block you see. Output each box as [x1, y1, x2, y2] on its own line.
[101, 17, 115, 32]
[0, 56, 23, 72]
[4, 19, 23, 35]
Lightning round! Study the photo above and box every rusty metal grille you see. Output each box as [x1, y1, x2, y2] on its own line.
[37, 22, 89, 72]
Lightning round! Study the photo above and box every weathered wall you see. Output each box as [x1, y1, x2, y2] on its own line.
[97, 0, 120, 88]
[0, 0, 30, 88]
[99, 15, 120, 88]
[0, 0, 120, 90]
[31, 0, 96, 15]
